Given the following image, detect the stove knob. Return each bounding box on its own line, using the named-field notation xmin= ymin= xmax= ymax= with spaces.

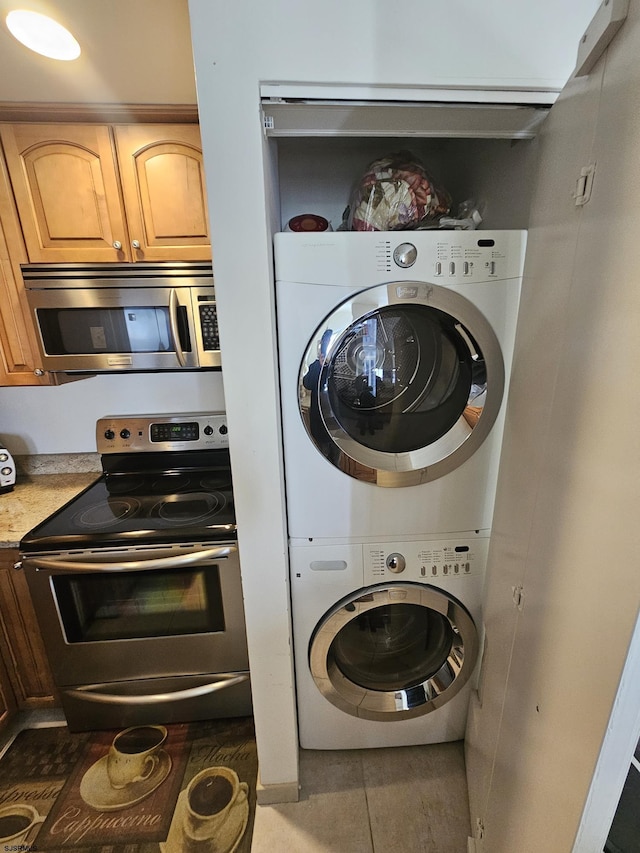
xmin=104 ymin=429 xmax=115 ymax=440
xmin=204 ymin=425 xmax=213 ymax=436
xmin=120 ymin=429 xmax=130 ymax=439
xmin=219 ymin=425 xmax=228 ymax=435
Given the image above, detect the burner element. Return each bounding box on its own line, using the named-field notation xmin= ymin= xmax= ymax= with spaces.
xmin=74 ymin=499 xmax=142 ymax=529
xmin=105 ymin=475 xmax=146 ymax=495
xmin=153 ymin=492 xmax=227 ymax=526
xmin=200 ymin=473 xmax=232 ymax=491
xmin=151 ymin=474 xmax=192 ymax=493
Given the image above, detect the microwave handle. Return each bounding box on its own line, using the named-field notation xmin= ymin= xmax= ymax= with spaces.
xmin=63 ymin=673 xmax=249 ymax=705
xmin=169 ymin=288 xmax=187 ymax=367
xmin=19 ymin=545 xmax=236 ymax=574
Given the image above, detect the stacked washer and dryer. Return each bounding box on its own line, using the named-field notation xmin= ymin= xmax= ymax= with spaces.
xmin=274 ymin=231 xmax=526 ymax=750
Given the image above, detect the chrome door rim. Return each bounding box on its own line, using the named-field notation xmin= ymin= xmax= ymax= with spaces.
xmin=299 ymin=281 xmax=505 ymax=486
xmin=308 ymin=582 xmax=479 ymax=721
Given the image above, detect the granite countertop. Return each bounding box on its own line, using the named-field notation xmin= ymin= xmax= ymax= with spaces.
xmin=0 ymin=454 xmax=101 ymax=548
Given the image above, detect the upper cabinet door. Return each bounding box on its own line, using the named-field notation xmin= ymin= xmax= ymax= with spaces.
xmin=0 ymin=124 xmax=130 ymax=262
xmin=113 ymin=124 xmax=211 ymax=262
xmin=0 ymin=152 xmax=51 ymax=385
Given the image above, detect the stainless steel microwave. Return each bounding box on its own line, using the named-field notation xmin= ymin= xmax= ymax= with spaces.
xmin=23 ymin=262 xmax=221 ymax=374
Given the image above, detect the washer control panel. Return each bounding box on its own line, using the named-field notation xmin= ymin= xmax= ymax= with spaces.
xmin=365 ymin=537 xmax=489 ymax=582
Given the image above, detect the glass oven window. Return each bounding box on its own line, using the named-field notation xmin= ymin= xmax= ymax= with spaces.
xmin=52 ymin=566 xmax=224 ymax=642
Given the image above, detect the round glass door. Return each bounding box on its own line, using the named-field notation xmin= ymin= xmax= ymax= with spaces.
xmin=308 ymin=582 xmax=478 ymax=721
xmin=299 ymin=281 xmax=504 ymax=486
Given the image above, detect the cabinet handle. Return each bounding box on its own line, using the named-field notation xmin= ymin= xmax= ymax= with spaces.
xmin=33 ymin=368 xmax=45 ymax=376
xmin=131 ymin=240 xmax=141 ymax=249
xmin=112 ymin=241 xmax=122 ymax=250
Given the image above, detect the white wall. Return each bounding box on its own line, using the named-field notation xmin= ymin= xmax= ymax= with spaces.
xmin=465 ymin=2 xmax=640 ymax=850
xmin=0 ymin=373 xmax=225 ymax=455
xmin=188 ymin=0 xmax=599 ymax=799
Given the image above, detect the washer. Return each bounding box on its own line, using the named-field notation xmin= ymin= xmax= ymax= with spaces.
xmin=290 ymin=533 xmax=487 ymax=749
xmin=275 ymin=230 xmax=526 ymax=541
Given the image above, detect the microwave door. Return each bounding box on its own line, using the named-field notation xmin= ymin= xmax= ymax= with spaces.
xmin=29 ymin=287 xmax=199 ymax=371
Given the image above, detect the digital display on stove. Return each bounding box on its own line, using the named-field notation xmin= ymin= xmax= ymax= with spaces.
xmin=150 ymin=422 xmax=199 ymax=442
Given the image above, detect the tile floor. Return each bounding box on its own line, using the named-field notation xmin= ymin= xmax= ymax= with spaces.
xmin=0 ymin=710 xmax=471 ymax=853
xmin=251 ymin=741 xmax=471 ymax=853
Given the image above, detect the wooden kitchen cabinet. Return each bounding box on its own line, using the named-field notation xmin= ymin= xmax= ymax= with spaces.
xmin=0 ymin=150 xmax=51 ymax=386
xmin=0 ymin=642 xmax=17 ymax=735
xmin=113 ymin=124 xmax=211 ymax=261
xmin=0 ymin=123 xmax=130 ymax=263
xmin=0 ymin=549 xmax=58 ymax=709
xmin=0 ymin=122 xmax=211 ymax=264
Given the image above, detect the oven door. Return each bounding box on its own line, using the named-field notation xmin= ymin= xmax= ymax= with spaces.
xmin=26 ymin=285 xmax=206 ymax=372
xmin=20 ymin=542 xmax=249 ymax=703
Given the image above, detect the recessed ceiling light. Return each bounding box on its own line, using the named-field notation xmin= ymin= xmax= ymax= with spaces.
xmin=5 ymin=9 xmax=81 ymax=61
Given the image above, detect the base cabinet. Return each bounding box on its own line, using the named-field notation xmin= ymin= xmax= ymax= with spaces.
xmin=0 ymin=641 xmax=17 ymax=735
xmin=0 ymin=549 xmax=58 ymax=709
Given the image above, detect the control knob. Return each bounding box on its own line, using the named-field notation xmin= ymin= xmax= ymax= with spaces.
xmin=386 ymin=553 xmax=406 ymax=574
xmin=393 ymin=243 xmax=417 ymax=268
xmin=104 ymin=429 xmax=115 ymax=440
xmin=120 ymin=429 xmax=130 ymax=439
xmin=204 ymin=425 xmax=213 ymax=436
xmin=219 ymin=425 xmax=228 ymax=435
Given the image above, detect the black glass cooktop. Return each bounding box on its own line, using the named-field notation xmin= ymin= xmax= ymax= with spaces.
xmin=21 ymin=452 xmax=236 ymax=552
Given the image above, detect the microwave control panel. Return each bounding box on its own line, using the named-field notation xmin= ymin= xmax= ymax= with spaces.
xmin=199 ymin=301 xmax=220 ymax=351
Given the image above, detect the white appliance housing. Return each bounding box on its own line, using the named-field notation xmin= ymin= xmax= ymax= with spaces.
xmin=275 ymin=230 xmax=526 ymax=542
xmin=290 ymin=533 xmax=487 ymax=749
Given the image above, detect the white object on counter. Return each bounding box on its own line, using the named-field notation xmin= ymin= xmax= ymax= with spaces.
xmin=0 ymin=446 xmax=15 ymax=493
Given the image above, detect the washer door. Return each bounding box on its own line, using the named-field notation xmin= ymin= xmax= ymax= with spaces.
xmin=299 ymin=281 xmax=504 ymax=486
xmin=308 ymin=582 xmax=478 ymax=721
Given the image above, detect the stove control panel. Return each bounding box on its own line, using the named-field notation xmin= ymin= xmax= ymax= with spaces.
xmin=97 ymin=412 xmax=229 ymax=453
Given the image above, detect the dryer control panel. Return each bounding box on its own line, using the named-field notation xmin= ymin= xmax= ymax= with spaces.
xmin=274 ymin=230 xmax=527 ymax=285
xmin=364 ymin=537 xmax=489 ymax=582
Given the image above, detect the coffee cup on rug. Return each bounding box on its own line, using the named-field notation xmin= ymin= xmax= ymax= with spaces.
xmin=184 ymin=765 xmax=248 ymax=845
xmin=106 ymin=724 xmax=167 ymax=789
xmin=0 ymin=804 xmax=44 ymax=845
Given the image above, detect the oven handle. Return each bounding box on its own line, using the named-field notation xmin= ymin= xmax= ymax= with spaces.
xmin=62 ymin=674 xmax=250 ymax=706
xmin=169 ymin=287 xmax=187 ymax=367
xmin=19 ymin=545 xmax=237 ymax=574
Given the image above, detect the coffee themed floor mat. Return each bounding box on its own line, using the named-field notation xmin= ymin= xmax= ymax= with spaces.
xmin=0 ymin=718 xmax=257 ymax=852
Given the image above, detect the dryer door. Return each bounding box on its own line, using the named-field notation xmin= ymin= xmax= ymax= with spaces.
xmin=299 ymin=281 xmax=504 ymax=486
xmin=308 ymin=582 xmax=479 ymax=721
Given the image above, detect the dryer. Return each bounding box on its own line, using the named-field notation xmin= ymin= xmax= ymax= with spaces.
xmin=290 ymin=534 xmax=487 ymax=749
xmin=275 ymin=230 xmax=526 ymax=541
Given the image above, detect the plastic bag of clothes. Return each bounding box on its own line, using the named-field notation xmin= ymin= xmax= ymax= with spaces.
xmin=342 ymin=150 xmax=451 ymax=231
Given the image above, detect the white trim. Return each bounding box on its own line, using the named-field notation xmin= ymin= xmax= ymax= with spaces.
xmin=260 ymin=82 xmax=560 ymax=106
xmin=256 ymin=773 xmax=300 ymax=805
